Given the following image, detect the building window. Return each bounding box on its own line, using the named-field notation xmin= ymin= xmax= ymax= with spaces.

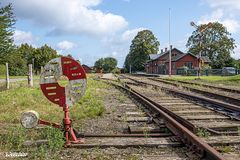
xmin=184 ymin=62 xmax=193 ymax=69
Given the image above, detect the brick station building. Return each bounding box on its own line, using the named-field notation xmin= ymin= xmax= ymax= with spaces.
xmin=82 ymin=64 xmax=93 ymax=73
xmin=145 ymin=47 xmax=210 ymax=75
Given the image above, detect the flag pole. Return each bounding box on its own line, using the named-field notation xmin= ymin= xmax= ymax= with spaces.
xmin=168 ymin=8 xmax=172 ymax=77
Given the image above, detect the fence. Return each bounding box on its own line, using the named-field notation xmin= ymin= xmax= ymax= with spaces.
xmin=0 ymin=63 xmax=34 ymax=90
xmin=176 ymin=68 xmax=240 ymax=76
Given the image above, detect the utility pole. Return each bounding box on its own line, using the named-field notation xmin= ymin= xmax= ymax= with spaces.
xmin=190 ymin=21 xmax=212 ymax=78
xmin=168 ymin=8 xmax=172 ymax=77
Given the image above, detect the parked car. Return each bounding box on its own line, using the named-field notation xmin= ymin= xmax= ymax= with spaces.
xmin=222 ymin=67 xmax=236 ymax=76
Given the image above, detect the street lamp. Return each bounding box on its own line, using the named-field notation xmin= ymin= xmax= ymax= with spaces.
xmin=190 ymin=21 xmax=212 ymax=78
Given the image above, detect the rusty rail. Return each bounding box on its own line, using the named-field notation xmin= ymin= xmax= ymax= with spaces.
xmin=160 ymin=78 xmax=240 ymax=94
xmin=123 ymin=75 xmax=240 ymax=115
xmin=150 ymin=78 xmax=240 ymax=106
xmin=106 ymin=80 xmax=224 ymax=160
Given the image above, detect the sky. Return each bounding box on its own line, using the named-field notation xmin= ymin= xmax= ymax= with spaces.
xmin=2 ymin=0 xmax=240 ymax=67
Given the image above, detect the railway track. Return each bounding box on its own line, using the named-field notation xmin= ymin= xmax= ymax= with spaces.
xmin=121 ymin=75 xmax=240 ymax=119
xmin=113 ymin=75 xmax=240 ymax=160
xmin=148 ymin=77 xmax=240 ymax=106
xmin=72 ymin=78 xmax=206 ymax=159
xmin=158 ymin=78 xmax=240 ymax=94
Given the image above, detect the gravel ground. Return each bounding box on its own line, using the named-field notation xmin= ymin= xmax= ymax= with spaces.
xmin=58 ymin=81 xmax=199 ymax=160
xmin=79 ymin=87 xmax=139 ymax=134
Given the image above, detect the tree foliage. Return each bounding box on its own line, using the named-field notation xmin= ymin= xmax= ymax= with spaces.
xmin=33 ymin=44 xmax=59 ymax=73
xmin=233 ymin=59 xmax=240 ymax=69
xmin=186 ymin=22 xmax=236 ymax=69
xmin=124 ymin=30 xmax=160 ymax=72
xmin=0 ymin=3 xmax=60 ymax=75
xmin=94 ymin=57 xmax=117 ymax=73
xmin=0 ymin=3 xmax=16 ymax=64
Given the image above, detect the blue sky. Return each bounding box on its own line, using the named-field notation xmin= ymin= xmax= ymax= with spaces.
xmin=2 ymin=0 xmax=240 ymax=67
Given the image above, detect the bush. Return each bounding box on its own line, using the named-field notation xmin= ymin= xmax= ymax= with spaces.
xmin=111 ymin=68 xmax=121 ymax=74
xmin=0 ymin=65 xmax=6 ymax=76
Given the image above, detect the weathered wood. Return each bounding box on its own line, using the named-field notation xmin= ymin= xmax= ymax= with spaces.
xmin=192 ymin=120 xmax=240 ymax=129
xmin=6 ymin=63 xmax=9 ymax=89
xmin=142 ymin=155 xmax=186 ymax=160
xmin=203 ymin=136 xmax=240 ymax=146
xmin=128 ymin=125 xmax=168 ymax=133
xmin=126 ymin=112 xmax=145 ymax=116
xmin=126 ymin=117 xmax=150 ymax=122
xmin=158 ymin=100 xmax=187 ymax=103
xmin=174 ymin=110 xmax=214 ymax=115
xmin=182 ymin=114 xmax=228 ymax=120
xmin=40 ymin=66 xmax=44 ymax=74
xmin=119 ymin=104 xmax=136 ymax=107
xmin=70 ymin=137 xmax=182 ymax=148
xmin=28 ymin=64 xmax=33 ymax=87
xmin=165 ymin=105 xmax=206 ymax=110
xmin=160 ymin=102 xmax=193 ymax=105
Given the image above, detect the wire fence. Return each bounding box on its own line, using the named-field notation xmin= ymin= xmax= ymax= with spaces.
xmin=176 ymin=68 xmax=240 ymax=76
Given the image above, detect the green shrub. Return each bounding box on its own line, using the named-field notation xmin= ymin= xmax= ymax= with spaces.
xmin=0 ymin=65 xmax=6 ymax=76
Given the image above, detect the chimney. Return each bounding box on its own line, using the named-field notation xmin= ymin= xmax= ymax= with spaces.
xmin=170 ymin=45 xmax=173 ymax=50
xmin=161 ymin=49 xmax=163 ymax=54
xmin=165 ymin=47 xmax=167 ymax=52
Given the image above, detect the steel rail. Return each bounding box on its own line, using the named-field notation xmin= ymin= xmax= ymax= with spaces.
xmin=149 ymin=78 xmax=240 ymax=106
xmin=123 ymin=76 xmax=240 ymax=114
xmin=106 ymin=80 xmax=224 ymax=160
xmin=160 ymin=78 xmax=240 ymax=94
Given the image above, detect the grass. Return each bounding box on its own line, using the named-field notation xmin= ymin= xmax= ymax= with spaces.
xmin=216 ymin=146 xmax=234 ymax=153
xmin=196 ymin=128 xmax=210 ymax=138
xmin=166 ymin=75 xmax=240 ymax=87
xmin=0 ymin=74 xmax=110 ymax=159
xmin=0 ymin=75 xmax=29 ymax=79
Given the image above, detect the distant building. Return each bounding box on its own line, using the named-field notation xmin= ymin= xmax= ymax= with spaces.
xmin=82 ymin=64 xmax=93 ymax=73
xmin=145 ymin=47 xmax=210 ymax=75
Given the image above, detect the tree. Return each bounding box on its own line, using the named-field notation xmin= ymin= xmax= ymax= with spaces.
xmin=102 ymin=57 xmax=117 ymax=72
xmin=94 ymin=57 xmax=117 ymax=73
xmin=0 ymin=3 xmax=16 ymax=64
xmin=124 ymin=30 xmax=160 ymax=72
xmin=33 ymin=44 xmax=59 ymax=73
xmin=94 ymin=58 xmax=104 ymax=70
xmin=233 ymin=59 xmax=240 ymax=69
xmin=16 ymin=43 xmax=36 ymax=65
xmin=6 ymin=50 xmax=28 ymax=75
xmin=186 ymin=22 xmax=236 ymax=69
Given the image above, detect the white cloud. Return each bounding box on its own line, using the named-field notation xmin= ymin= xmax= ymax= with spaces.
xmin=102 ymin=27 xmax=146 ymax=45
xmin=198 ymin=9 xmax=240 ymax=33
xmin=206 ymin=0 xmax=240 ymax=10
xmin=57 ymin=41 xmax=76 ymax=50
xmin=4 ymin=0 xmax=128 ymax=36
xmin=121 ymin=28 xmax=146 ymax=42
xmin=13 ymin=30 xmax=36 ymax=45
xmin=100 ymin=27 xmax=147 ymax=67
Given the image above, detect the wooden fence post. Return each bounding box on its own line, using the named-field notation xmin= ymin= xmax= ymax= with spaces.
xmin=6 ymin=63 xmax=10 ymax=89
xmin=40 ymin=66 xmax=44 ymax=74
xmin=28 ymin=64 xmax=33 ymax=87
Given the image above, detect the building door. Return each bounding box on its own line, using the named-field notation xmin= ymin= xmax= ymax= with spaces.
xmin=158 ymin=65 xmax=166 ymax=74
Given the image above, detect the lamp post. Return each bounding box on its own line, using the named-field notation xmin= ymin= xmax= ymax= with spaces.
xmin=190 ymin=21 xmax=212 ymax=78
